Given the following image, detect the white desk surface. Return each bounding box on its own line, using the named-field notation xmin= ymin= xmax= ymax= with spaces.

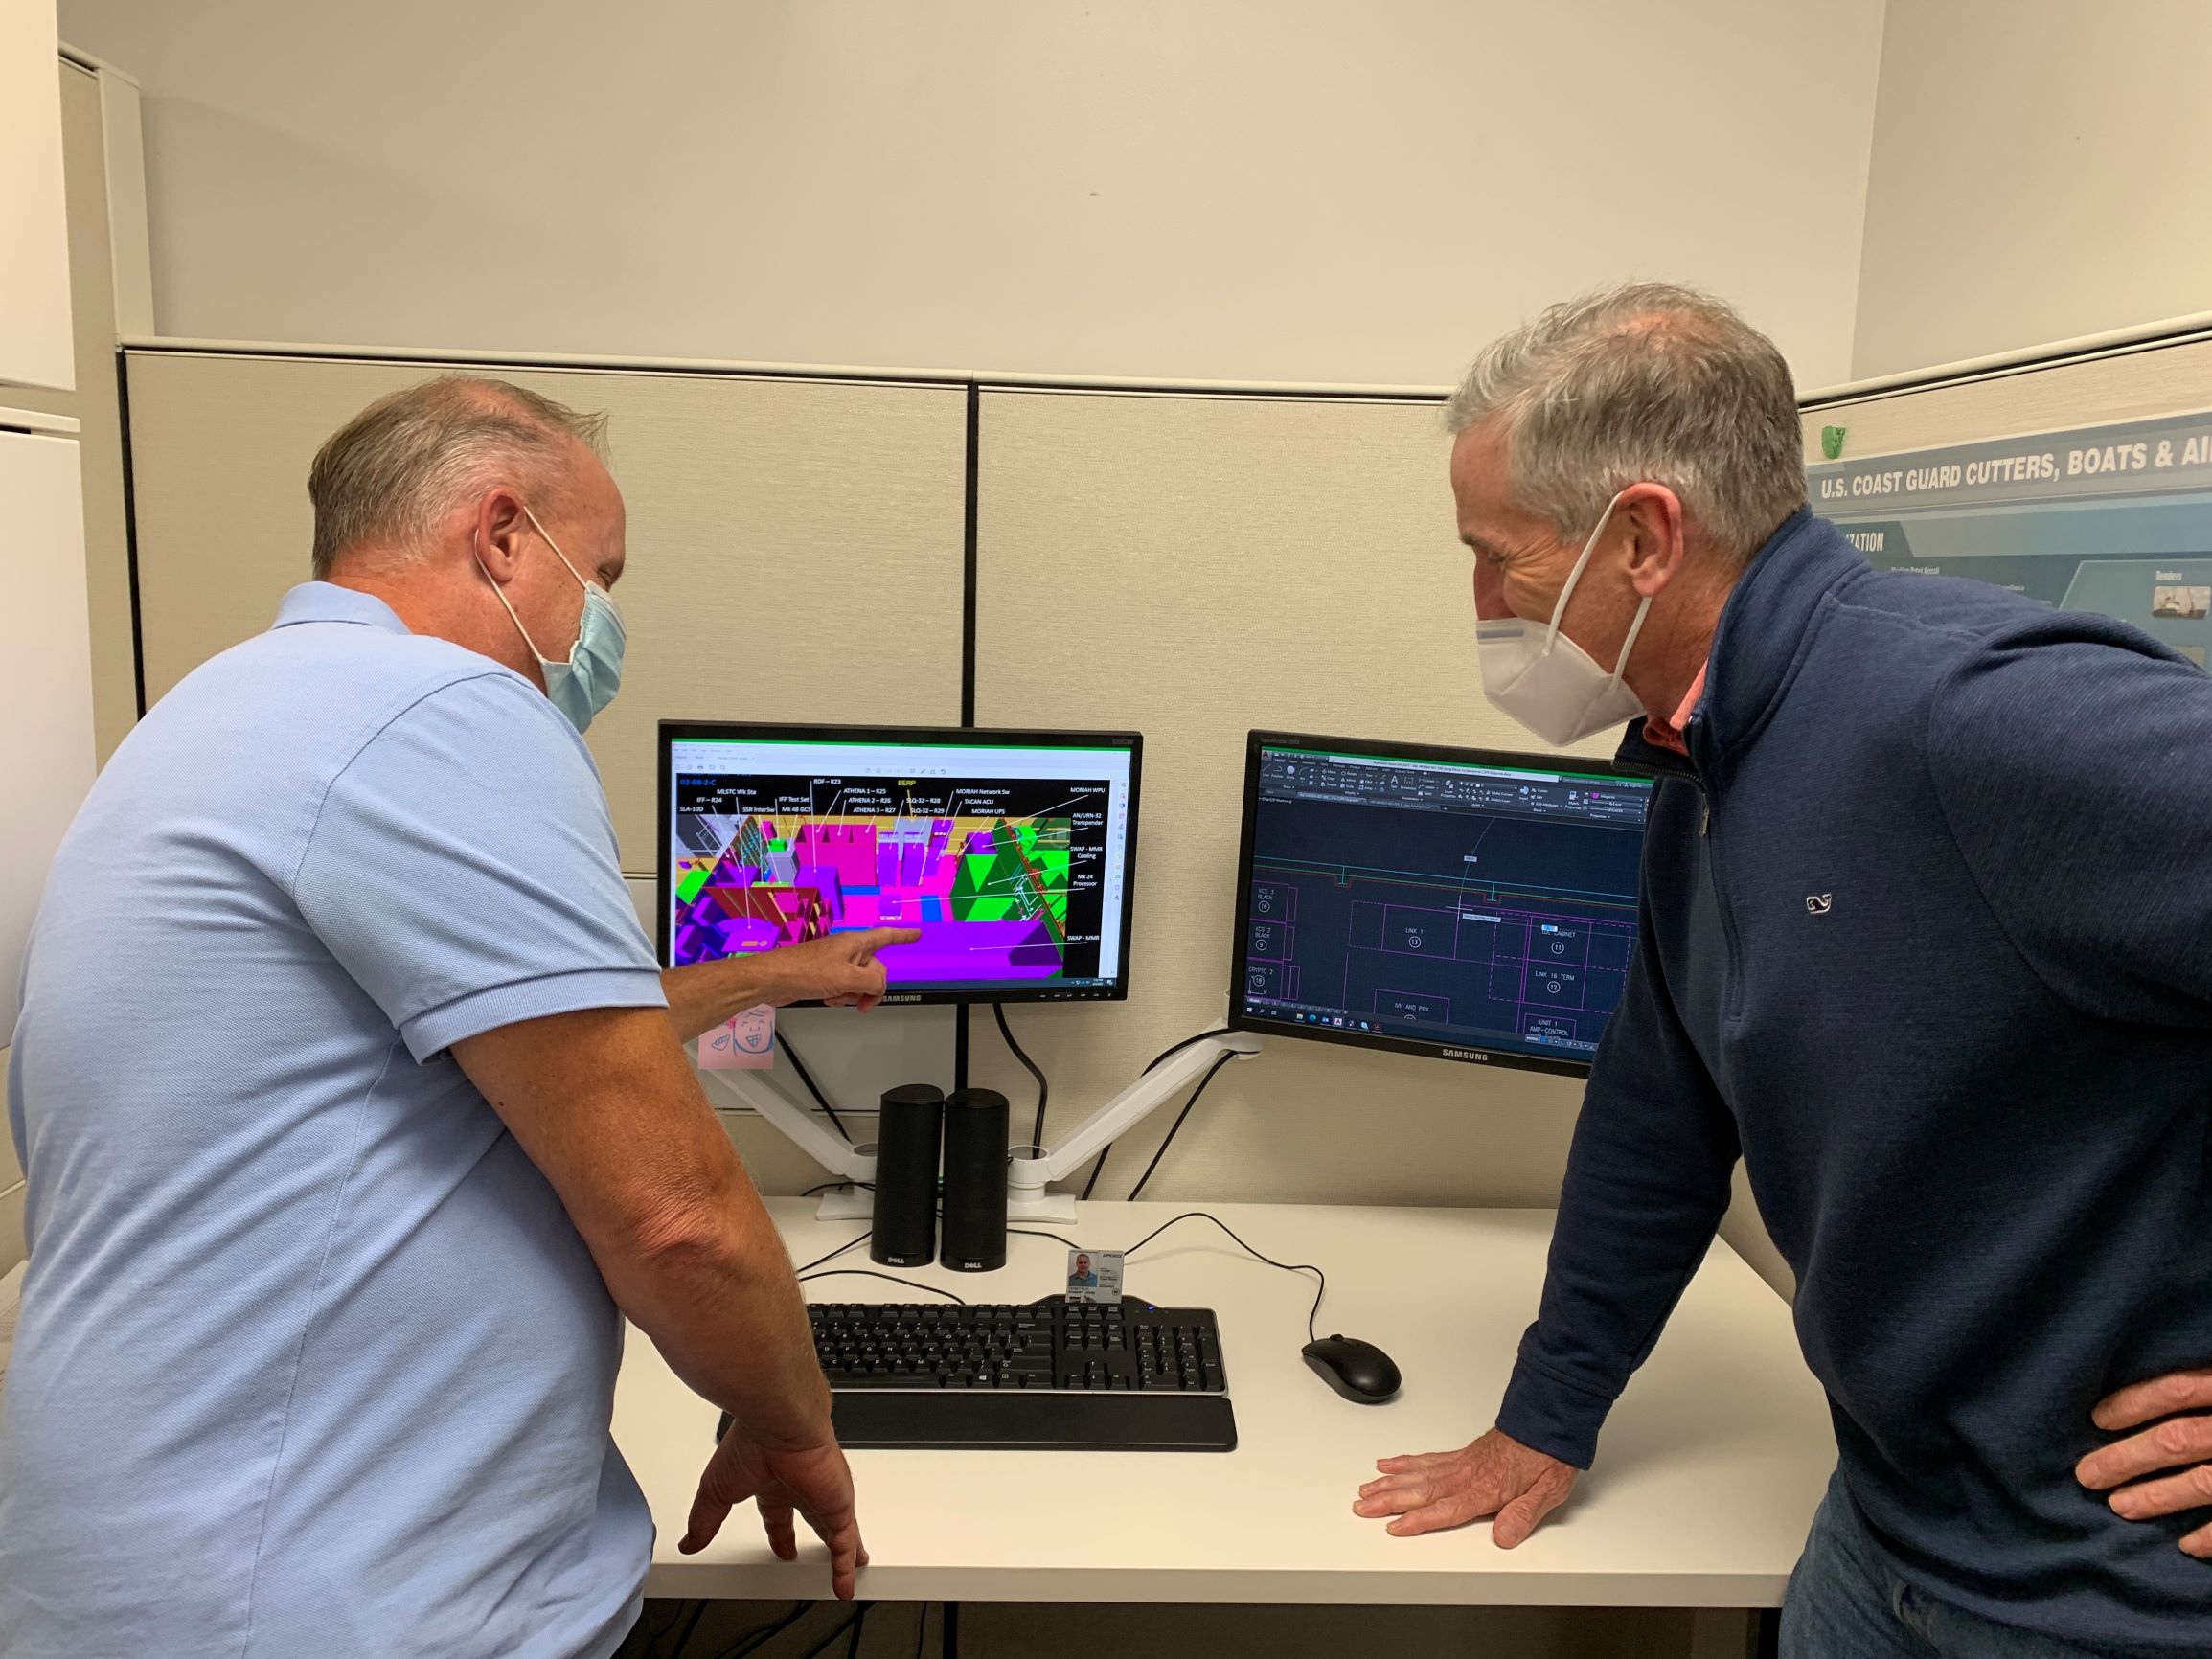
xmin=612 ymin=1198 xmax=1834 ymax=1608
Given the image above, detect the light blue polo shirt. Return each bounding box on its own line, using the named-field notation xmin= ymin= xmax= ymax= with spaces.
xmin=2 ymin=583 xmax=668 ymax=1659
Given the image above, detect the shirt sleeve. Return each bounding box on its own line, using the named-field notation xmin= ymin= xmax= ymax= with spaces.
xmin=1494 ymin=899 xmax=1742 ymax=1468
xmin=1929 ymin=625 xmax=2212 ymax=1028
xmin=290 ymin=670 xmax=665 ymax=1062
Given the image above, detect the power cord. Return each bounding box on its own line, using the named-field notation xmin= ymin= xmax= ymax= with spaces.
xmin=795 ymin=1232 xmax=874 ymax=1275
xmin=1080 ymin=1025 xmax=1233 ymax=1200
xmin=1123 ymin=1050 xmax=1236 ymax=1200
xmin=776 ymin=1032 xmax=849 ymax=1139
xmin=992 ymin=1002 xmax=1049 ymax=1155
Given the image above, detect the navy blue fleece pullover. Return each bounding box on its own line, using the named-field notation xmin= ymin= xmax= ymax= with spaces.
xmin=1495 ymin=509 xmax=2212 ymax=1648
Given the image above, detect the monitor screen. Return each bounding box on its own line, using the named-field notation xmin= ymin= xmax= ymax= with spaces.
xmin=658 ymin=723 xmax=1141 ymax=1004
xmin=1228 ymin=732 xmax=1653 ymax=1076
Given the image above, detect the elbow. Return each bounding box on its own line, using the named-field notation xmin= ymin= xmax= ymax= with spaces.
xmin=616 ymin=1193 xmax=754 ymax=1291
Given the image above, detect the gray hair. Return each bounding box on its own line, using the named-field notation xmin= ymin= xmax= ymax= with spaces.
xmin=308 ymin=375 xmax=610 ymax=579
xmin=1446 ymin=283 xmax=1804 ymax=564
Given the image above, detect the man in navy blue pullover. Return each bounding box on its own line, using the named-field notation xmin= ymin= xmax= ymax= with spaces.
xmin=1352 ymin=284 xmax=2212 ymax=1655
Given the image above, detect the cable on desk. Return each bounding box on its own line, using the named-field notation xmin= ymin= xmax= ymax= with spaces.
xmin=795 ymin=1232 xmax=873 ymax=1275
xmin=912 ymin=1602 xmax=931 ymax=1659
xmin=1123 ymin=1051 xmax=1235 ymax=1201
xmin=843 ymin=1603 xmax=870 ymax=1659
xmin=1011 ymin=1216 xmax=1324 ymax=1340
xmin=1122 ymin=1211 xmax=1328 ymax=1343
xmin=800 ymin=1268 xmax=967 ymax=1304
xmin=776 ymin=1032 xmax=850 ymax=1139
xmin=706 ymin=1602 xmax=807 ymax=1659
xmin=992 ymin=1002 xmax=1049 ymax=1155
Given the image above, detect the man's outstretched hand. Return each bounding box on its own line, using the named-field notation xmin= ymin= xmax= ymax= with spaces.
xmin=764 ymin=927 xmax=921 ymax=1011
xmin=680 ymin=1421 xmax=867 ymax=1599
xmin=1354 ymin=1426 xmax=1578 ymax=1546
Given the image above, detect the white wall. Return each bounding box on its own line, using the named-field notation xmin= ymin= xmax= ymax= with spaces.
xmin=57 ymin=0 xmax=1885 ymax=390
xmin=1853 ymin=0 xmax=2212 ymax=380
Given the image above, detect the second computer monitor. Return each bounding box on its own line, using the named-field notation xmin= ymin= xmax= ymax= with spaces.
xmin=1228 ymin=731 xmax=1653 ymax=1076
xmin=659 ymin=722 xmax=1141 ymax=1004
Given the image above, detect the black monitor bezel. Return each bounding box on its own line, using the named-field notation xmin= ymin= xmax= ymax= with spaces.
xmin=1227 ymin=729 xmax=1649 ymax=1078
xmin=658 ymin=720 xmax=1143 ymax=1007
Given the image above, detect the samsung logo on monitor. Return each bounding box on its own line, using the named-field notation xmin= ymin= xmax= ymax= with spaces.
xmin=1439 ymin=1047 xmax=1494 ymax=1064
xmin=883 ymin=993 xmax=922 ymax=1004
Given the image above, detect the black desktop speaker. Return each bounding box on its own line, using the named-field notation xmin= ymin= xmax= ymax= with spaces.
xmin=870 ymin=1083 xmax=945 ymax=1268
xmin=939 ymin=1087 xmax=1011 ymax=1272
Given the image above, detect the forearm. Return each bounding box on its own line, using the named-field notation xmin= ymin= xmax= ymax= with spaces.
xmin=455 ymin=1006 xmax=831 ymax=1445
xmin=1497 ymin=943 xmax=1739 ymax=1467
xmin=1499 ymin=1084 xmax=1735 ymax=1464
xmin=605 ymin=1171 xmax=833 ymax=1449
xmin=661 ymin=956 xmax=784 ymax=1044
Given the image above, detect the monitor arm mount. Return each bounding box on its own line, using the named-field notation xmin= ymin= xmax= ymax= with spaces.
xmin=703 ymin=1028 xmax=1264 ymax=1222
xmin=1002 ymin=1031 xmax=1262 ymax=1220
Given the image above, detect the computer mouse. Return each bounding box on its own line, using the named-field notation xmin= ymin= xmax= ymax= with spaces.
xmin=1302 ymin=1334 xmax=1402 ymax=1403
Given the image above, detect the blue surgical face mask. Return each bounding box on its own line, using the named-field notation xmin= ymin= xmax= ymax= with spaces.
xmin=477 ymin=506 xmax=626 ymax=733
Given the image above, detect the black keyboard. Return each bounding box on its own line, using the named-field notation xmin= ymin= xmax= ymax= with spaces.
xmin=802 ymin=1299 xmax=1237 ymax=1451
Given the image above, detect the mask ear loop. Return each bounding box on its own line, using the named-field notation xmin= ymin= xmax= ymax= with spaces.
xmin=1541 ymin=489 xmax=1630 ymax=653
xmin=478 ymin=504 xmax=592 ymax=670
xmin=1607 ymin=594 xmax=1653 ymax=690
xmin=476 ymin=545 xmax=550 ymax=665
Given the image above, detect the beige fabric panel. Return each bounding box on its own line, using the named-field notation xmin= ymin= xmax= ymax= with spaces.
xmin=124 ymin=352 xmax=969 ymax=868
xmin=970 ymin=388 xmax=1626 ymax=1208
xmin=1802 ymin=334 xmax=2212 ymax=461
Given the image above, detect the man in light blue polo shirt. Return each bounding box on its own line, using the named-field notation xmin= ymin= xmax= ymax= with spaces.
xmin=1 ymin=377 xmax=911 ymax=1657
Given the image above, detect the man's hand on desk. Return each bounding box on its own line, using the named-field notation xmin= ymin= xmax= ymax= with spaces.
xmin=680 ymin=1421 xmax=868 ymax=1600
xmin=2076 ymin=1364 xmax=2212 ymax=1557
xmin=1353 ymin=1426 xmax=1577 ymax=1547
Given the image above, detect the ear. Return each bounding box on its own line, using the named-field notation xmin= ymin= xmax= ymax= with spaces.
xmin=1614 ymin=482 xmax=1687 ymax=600
xmin=470 ymin=486 xmax=535 ymax=584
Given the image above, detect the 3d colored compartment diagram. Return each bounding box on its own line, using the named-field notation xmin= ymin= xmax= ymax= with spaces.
xmin=673 ymin=814 xmax=1074 ymax=984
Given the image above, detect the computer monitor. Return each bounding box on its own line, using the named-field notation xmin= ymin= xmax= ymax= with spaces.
xmin=658 ymin=722 xmax=1141 ymax=1004
xmin=1227 ymin=731 xmax=1653 ymax=1076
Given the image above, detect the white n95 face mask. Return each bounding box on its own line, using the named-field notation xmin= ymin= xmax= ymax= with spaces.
xmin=1477 ymin=492 xmax=1651 ymax=748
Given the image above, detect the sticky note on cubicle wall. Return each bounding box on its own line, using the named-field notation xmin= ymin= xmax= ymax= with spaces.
xmin=700 ymin=1005 xmax=775 ymax=1069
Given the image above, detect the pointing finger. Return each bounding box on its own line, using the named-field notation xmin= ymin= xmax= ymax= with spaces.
xmin=859 ymin=927 xmax=923 ymax=954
